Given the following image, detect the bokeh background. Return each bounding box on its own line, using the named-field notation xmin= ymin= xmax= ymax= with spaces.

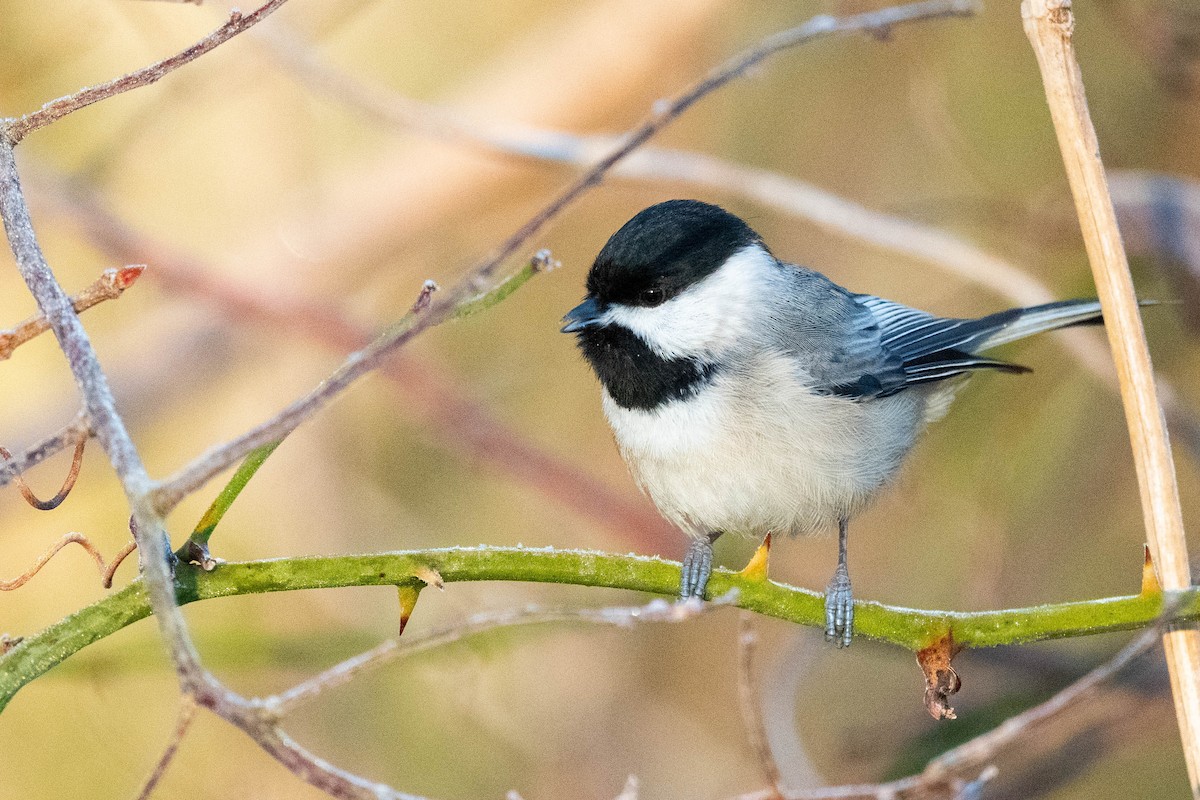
xmin=1 ymin=0 xmax=1199 ymax=797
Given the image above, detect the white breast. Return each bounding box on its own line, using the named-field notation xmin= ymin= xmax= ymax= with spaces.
xmin=603 ymin=352 xmax=926 ymax=538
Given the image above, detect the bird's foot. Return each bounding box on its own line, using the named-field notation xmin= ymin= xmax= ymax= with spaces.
xmin=824 ymin=564 xmax=853 ymax=648
xmin=680 ymin=536 xmax=715 ymax=600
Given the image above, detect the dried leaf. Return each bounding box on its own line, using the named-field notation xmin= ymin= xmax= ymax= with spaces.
xmin=414 ymin=564 xmax=444 ymax=589
xmin=917 ymin=631 xmax=962 ymax=720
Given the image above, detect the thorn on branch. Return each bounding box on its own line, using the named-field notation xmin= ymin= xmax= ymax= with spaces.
xmin=0 ymin=633 xmax=22 ymax=654
xmin=918 ymin=631 xmax=963 ymax=720
xmin=397 ymin=584 xmax=422 ymax=636
xmin=1141 ymin=543 xmax=1162 ymax=596
xmin=0 ymin=433 xmax=87 ymax=510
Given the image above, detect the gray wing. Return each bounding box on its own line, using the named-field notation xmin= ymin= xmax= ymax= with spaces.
xmin=809 ymin=294 xmax=1104 ymax=400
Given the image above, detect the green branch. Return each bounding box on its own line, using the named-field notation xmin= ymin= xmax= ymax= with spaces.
xmin=451 ymin=256 xmax=549 ymax=319
xmin=176 ymin=441 xmax=280 ymax=565
xmin=0 ymin=546 xmax=1190 ymax=713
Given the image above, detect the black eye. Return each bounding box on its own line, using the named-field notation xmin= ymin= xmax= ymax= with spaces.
xmin=639 ymin=287 xmax=666 ymax=306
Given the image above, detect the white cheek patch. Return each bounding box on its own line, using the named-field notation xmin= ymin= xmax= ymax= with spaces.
xmin=602 ymin=244 xmax=774 ymax=360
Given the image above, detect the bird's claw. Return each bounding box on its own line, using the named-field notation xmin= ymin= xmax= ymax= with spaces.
xmin=824 ymin=565 xmax=853 ymax=648
xmin=680 ymin=537 xmax=714 ymax=600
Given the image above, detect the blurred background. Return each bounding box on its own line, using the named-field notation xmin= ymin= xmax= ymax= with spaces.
xmin=1 ymin=0 xmax=1199 ymax=797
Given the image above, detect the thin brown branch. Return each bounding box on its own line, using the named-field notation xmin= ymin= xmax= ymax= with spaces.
xmin=145 ymin=257 xmax=551 ymax=515
xmin=1022 ymin=1 xmax=1200 ymax=793
xmin=736 ymin=613 xmax=785 ymax=797
xmin=0 ymin=265 xmax=143 ymax=360
xmin=147 ymin=0 xmax=978 ymax=514
xmin=171 ymin=597 xmax=733 ymax=800
xmin=245 ymin=723 xmax=431 ymax=800
xmin=134 ymin=697 xmax=198 ymax=800
xmin=0 ymin=531 xmax=136 ymax=591
xmin=102 ymin=541 xmax=139 ymax=588
xmin=0 ymin=415 xmax=90 ymax=492
xmin=0 ymin=1 xmax=291 ymax=144
xmin=0 ymin=431 xmax=86 ymax=510
xmin=269 ymin=596 xmax=732 ymax=717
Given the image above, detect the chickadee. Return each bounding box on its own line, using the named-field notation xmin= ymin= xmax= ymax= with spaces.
xmin=563 ymin=199 xmax=1107 ymax=646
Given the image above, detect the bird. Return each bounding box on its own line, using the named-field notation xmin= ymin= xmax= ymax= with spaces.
xmin=561 ymin=200 xmax=1112 ymax=647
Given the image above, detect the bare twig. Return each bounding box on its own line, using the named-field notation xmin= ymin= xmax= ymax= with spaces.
xmin=0 ymin=531 xmax=136 ymax=591
xmin=101 ymin=541 xmax=138 ymax=588
xmin=148 ymin=0 xmax=978 ymax=514
xmin=0 ymin=265 xmax=143 ymax=360
xmin=1022 ymin=1 xmax=1200 ymax=793
xmin=0 ymin=415 xmax=90 ymax=491
xmin=186 ymin=598 xmax=734 ymax=800
xmin=0 ymin=7 xmax=296 ymax=706
xmin=269 ymin=596 xmax=733 ymax=717
xmin=134 ymin=697 xmax=198 ymax=800
xmin=736 ymin=613 xmax=785 ymax=797
xmin=0 ymin=432 xmax=86 ymax=510
xmin=1 ymin=123 xmax=428 ymax=800
xmin=0 ymin=1 xmax=291 ymax=143
xmin=147 ymin=253 xmax=555 ymax=514
xmin=240 ymin=723 xmax=431 ymax=800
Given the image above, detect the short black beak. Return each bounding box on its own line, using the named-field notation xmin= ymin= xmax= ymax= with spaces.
xmin=561 ymin=296 xmax=604 ymax=333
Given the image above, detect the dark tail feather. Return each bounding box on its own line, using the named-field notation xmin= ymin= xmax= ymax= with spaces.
xmin=972 ymin=299 xmax=1105 ymax=352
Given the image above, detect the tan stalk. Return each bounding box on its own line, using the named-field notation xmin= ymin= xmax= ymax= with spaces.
xmin=1021 ymin=0 xmax=1200 ymax=793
